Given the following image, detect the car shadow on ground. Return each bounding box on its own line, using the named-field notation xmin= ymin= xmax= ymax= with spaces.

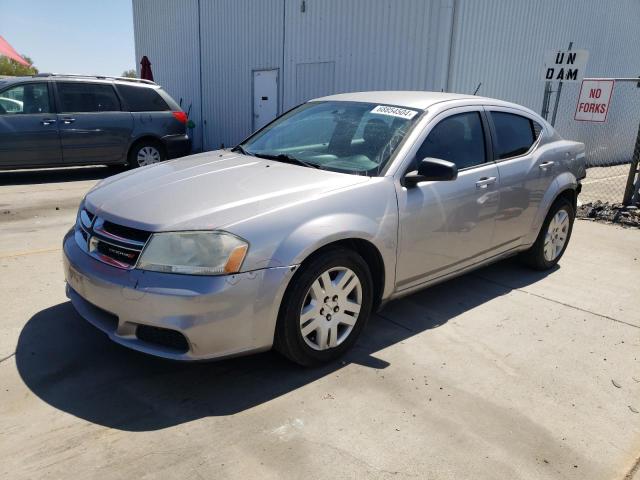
xmin=15 ymin=258 xmax=557 ymax=432
xmin=0 ymin=166 xmax=115 ymax=186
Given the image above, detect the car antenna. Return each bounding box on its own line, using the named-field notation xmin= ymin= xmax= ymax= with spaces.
xmin=473 ymin=82 xmax=482 ymax=95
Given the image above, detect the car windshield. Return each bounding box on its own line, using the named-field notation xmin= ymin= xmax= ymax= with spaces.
xmin=239 ymin=101 xmax=422 ymax=175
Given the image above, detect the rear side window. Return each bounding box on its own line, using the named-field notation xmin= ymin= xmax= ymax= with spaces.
xmin=416 ymin=111 xmax=486 ymax=170
xmin=491 ymin=112 xmax=537 ymax=159
xmin=0 ymin=83 xmax=51 ymax=114
xmin=57 ymin=82 xmax=120 ymax=113
xmin=116 ymin=85 xmax=169 ymax=112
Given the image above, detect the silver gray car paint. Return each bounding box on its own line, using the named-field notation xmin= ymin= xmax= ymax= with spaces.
xmin=65 ymin=91 xmax=585 ymax=360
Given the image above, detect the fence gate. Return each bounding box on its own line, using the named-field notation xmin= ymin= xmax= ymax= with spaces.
xmin=545 ymin=77 xmax=640 ymax=206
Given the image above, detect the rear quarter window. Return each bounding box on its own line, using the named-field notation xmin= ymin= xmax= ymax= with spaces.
xmin=490 ymin=112 xmax=538 ymax=159
xmin=116 ymin=85 xmax=170 ymax=112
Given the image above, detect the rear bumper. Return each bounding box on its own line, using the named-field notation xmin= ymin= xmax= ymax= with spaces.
xmin=62 ymin=230 xmax=294 ymax=361
xmin=162 ymin=133 xmax=191 ymax=159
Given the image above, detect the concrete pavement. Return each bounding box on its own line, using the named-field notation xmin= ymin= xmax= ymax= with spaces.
xmin=0 ymin=167 xmax=639 ymax=480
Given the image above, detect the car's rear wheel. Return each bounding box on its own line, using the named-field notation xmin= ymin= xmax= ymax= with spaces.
xmin=521 ymin=197 xmax=575 ymax=270
xmin=274 ymin=248 xmax=373 ymax=366
xmin=128 ymin=140 xmax=165 ymax=169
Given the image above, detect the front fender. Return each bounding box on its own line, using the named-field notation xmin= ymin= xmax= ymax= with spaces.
xmin=228 ymin=177 xmax=399 ymax=300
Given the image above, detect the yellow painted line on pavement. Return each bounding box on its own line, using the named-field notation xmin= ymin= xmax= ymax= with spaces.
xmin=0 ymin=246 xmax=61 ymax=259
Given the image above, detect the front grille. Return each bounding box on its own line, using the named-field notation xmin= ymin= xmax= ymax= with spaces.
xmin=75 ymin=207 xmax=151 ymax=269
xmin=136 ymin=325 xmax=189 ymax=353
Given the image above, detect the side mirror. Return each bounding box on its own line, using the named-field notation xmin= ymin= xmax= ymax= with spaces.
xmin=404 ymin=157 xmax=458 ymax=187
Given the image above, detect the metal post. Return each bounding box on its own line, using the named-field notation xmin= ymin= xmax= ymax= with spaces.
xmin=550 ymin=41 xmax=573 ymax=127
xmin=622 ymin=123 xmax=640 ymax=205
xmin=541 ymin=81 xmax=552 ymax=120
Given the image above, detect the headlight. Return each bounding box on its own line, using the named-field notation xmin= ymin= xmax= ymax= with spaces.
xmin=137 ymin=231 xmax=248 ymax=275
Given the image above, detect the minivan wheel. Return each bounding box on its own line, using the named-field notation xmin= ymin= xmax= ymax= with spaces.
xmin=274 ymin=248 xmax=373 ymax=367
xmin=521 ymin=197 xmax=575 ymax=270
xmin=128 ymin=141 xmax=165 ymax=168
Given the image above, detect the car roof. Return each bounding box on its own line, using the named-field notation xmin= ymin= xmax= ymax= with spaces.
xmin=312 ymin=90 xmax=519 ymax=111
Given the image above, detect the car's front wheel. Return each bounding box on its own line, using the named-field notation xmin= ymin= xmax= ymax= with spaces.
xmin=522 ymin=196 xmax=575 ymax=270
xmin=275 ymin=248 xmax=373 ymax=366
xmin=128 ymin=140 xmax=165 ymax=169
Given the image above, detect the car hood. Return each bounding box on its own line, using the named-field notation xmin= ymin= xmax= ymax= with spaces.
xmin=85 ymin=150 xmax=370 ymax=231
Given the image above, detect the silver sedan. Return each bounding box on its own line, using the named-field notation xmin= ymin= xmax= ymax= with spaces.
xmin=63 ymin=91 xmax=586 ymax=366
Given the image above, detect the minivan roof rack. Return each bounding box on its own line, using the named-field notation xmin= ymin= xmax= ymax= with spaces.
xmin=32 ymin=73 xmax=157 ymax=85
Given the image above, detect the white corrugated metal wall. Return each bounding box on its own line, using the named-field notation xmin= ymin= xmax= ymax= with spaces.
xmin=199 ymin=0 xmax=284 ymax=150
xmin=281 ymin=0 xmax=453 ymax=110
xmin=448 ymin=0 xmax=640 ymax=166
xmin=132 ymin=0 xmax=203 ymax=151
xmin=132 ymin=0 xmax=640 ymax=161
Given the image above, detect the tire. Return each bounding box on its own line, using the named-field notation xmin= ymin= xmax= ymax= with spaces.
xmin=521 ymin=197 xmax=575 ymax=270
xmin=274 ymin=247 xmax=373 ymax=367
xmin=127 ymin=140 xmax=165 ymax=169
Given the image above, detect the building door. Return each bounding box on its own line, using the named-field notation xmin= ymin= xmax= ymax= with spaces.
xmin=253 ymin=69 xmax=278 ymax=131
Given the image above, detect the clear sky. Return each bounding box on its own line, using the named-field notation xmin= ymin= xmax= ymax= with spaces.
xmin=0 ymin=0 xmax=135 ymax=76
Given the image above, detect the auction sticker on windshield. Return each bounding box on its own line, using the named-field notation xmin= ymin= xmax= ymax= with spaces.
xmin=371 ymin=105 xmax=418 ymax=119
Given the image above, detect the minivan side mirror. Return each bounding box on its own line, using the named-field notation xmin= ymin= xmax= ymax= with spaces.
xmin=404 ymin=158 xmax=458 ymax=187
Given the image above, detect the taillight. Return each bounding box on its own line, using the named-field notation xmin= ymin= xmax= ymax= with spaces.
xmin=172 ymin=111 xmax=188 ymax=124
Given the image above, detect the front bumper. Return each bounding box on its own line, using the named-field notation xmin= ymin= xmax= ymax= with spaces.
xmin=162 ymin=133 xmax=192 ymax=159
xmin=63 ymin=231 xmax=295 ymax=361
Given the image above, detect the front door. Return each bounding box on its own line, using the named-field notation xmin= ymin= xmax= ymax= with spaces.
xmin=395 ymin=108 xmax=500 ymax=291
xmin=253 ymin=69 xmax=279 ymax=131
xmin=0 ymin=82 xmax=62 ymax=168
xmin=55 ymin=82 xmax=132 ymax=165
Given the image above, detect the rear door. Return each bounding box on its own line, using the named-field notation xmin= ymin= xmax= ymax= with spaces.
xmin=54 ymin=81 xmax=133 ymax=164
xmin=0 ymin=82 xmax=62 ymax=168
xmin=486 ymin=108 xmax=549 ymax=248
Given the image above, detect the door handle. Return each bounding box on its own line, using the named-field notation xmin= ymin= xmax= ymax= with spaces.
xmin=539 ymin=161 xmax=555 ymax=170
xmin=41 ymin=119 xmax=56 ymax=126
xmin=61 ymin=117 xmax=76 ymax=124
xmin=475 ymin=176 xmax=497 ymax=189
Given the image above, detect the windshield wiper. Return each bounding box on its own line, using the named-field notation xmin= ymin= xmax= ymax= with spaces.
xmin=231 ymin=145 xmax=253 ymax=156
xmin=252 ymin=153 xmax=322 ymax=169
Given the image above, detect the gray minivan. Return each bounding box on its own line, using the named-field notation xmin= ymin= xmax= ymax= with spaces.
xmin=0 ymin=74 xmax=191 ymax=170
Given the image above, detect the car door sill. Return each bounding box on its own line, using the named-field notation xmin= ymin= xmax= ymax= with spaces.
xmin=391 ymin=245 xmax=522 ymax=300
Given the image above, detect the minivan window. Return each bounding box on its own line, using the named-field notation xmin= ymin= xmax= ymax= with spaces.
xmin=416 ymin=111 xmax=486 ymax=170
xmin=0 ymin=83 xmax=50 ymax=115
xmin=491 ymin=112 xmax=536 ymax=159
xmin=116 ymin=85 xmax=170 ymax=112
xmin=57 ymin=82 xmax=120 ymax=113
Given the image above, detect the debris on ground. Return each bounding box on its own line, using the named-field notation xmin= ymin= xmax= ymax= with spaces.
xmin=577 ymin=201 xmax=640 ymax=228
xmin=612 ymin=379 xmax=622 ymax=388
xmin=629 ymin=406 xmax=639 ymax=414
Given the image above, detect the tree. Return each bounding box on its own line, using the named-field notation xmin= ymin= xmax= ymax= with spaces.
xmin=0 ymin=55 xmax=38 ymax=76
xmin=121 ymin=69 xmax=137 ymax=78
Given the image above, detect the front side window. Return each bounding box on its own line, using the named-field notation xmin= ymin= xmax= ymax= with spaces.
xmin=0 ymin=83 xmax=50 ymax=115
xmin=491 ymin=112 xmax=536 ymax=159
xmin=416 ymin=111 xmax=486 ymax=170
xmin=239 ymin=101 xmax=422 ymax=175
xmin=57 ymin=82 xmax=120 ymax=113
xmin=116 ymin=84 xmax=169 ymax=112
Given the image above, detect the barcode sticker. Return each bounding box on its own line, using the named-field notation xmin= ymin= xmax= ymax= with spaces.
xmin=370 ymin=105 xmax=418 ymax=119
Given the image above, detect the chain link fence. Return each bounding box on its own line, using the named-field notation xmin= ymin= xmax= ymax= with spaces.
xmin=548 ymin=78 xmax=640 ymax=206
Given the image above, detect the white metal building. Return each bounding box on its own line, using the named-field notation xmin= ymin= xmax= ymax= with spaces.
xmin=132 ymin=0 xmax=640 ymax=164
